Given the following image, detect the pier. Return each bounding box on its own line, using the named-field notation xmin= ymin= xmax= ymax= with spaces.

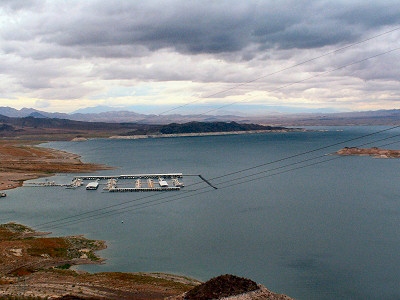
xmin=73 ymin=173 xmax=183 ymax=180
xmin=24 ymin=172 xmax=191 ymax=192
xmin=109 ymin=187 xmax=180 ymax=192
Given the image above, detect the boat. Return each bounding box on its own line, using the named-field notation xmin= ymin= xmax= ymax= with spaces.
xmin=86 ymin=181 xmax=99 ymax=190
xmin=158 ymin=177 xmax=168 ymax=187
xmin=103 ymin=178 xmax=117 ymax=190
xmin=172 ymin=178 xmax=184 ymax=187
xmin=0 ymin=193 xmax=6 ymax=197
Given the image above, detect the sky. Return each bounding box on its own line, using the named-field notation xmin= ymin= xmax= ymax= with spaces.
xmin=0 ymin=0 xmax=400 ymax=114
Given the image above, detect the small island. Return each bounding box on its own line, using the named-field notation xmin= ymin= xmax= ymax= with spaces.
xmin=336 ymin=147 xmax=400 ymax=158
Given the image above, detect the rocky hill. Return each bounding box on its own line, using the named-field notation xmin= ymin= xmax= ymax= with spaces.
xmin=0 ymin=115 xmax=289 ymax=139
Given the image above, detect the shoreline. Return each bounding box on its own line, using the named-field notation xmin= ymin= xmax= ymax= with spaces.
xmin=336 ymin=147 xmax=400 ymax=158
xmin=0 ymin=222 xmax=200 ymax=299
xmin=0 ymin=129 xmax=308 ymax=190
xmin=110 ymin=128 xmax=308 ymax=139
xmin=0 ymin=140 xmax=112 ymax=191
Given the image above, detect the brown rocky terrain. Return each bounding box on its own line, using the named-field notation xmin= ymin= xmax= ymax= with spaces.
xmin=336 ymin=147 xmax=400 ymax=158
xmin=0 ymin=140 xmax=111 ymax=191
xmin=169 ymin=275 xmax=292 ymax=300
xmin=0 ymin=223 xmax=200 ymax=299
xmin=0 ymin=223 xmax=293 ymax=299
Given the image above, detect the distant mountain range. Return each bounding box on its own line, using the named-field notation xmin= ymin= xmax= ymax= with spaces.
xmin=0 ymin=106 xmax=246 ymax=124
xmin=1 ymin=106 xmax=400 ymax=125
xmin=0 ymin=113 xmax=287 ymax=139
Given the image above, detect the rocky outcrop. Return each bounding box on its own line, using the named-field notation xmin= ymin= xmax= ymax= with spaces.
xmin=169 ymin=275 xmax=292 ymax=300
xmin=336 ymin=147 xmax=400 ymax=158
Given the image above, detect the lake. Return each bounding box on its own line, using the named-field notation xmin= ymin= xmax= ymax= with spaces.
xmin=2 ymin=126 xmax=400 ymax=299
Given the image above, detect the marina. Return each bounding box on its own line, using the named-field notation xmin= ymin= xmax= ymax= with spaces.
xmin=25 ymin=173 xmax=186 ymax=192
xmin=73 ymin=173 xmax=183 ymax=180
xmin=109 ymin=187 xmax=181 ymax=192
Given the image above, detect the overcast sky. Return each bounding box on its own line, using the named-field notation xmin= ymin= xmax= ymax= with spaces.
xmin=1 ymin=0 xmax=400 ymax=113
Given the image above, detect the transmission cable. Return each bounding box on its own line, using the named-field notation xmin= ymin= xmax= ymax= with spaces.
xmin=32 ymin=124 xmax=400 ymax=229
xmin=188 ymin=47 xmax=400 ymax=117
xmin=139 ymin=26 xmax=400 ymax=120
xmin=61 ymin=44 xmax=400 ymax=159
xmin=38 ymin=132 xmax=400 ymax=230
xmin=45 ymin=136 xmax=400 ymax=231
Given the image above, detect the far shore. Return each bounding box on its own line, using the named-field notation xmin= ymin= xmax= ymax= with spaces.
xmin=109 ymin=128 xmax=308 ymax=139
xmin=0 ymin=129 xmax=308 ymax=191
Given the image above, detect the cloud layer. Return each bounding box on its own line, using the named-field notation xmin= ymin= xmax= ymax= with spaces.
xmin=1 ymin=0 xmax=400 ymax=112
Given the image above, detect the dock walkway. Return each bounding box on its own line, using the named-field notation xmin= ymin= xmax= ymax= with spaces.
xmin=109 ymin=187 xmax=180 ymax=192
xmin=74 ymin=173 xmax=183 ymax=180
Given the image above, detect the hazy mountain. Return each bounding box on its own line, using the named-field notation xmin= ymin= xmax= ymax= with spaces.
xmin=0 ymin=107 xmax=34 ymax=117
xmin=72 ymin=106 xmax=126 ymax=114
xmin=28 ymin=112 xmax=48 ymax=118
xmin=70 ymin=111 xmax=146 ymax=122
xmin=1 ymin=106 xmax=400 ymax=125
xmin=0 ymin=107 xmax=70 ymax=119
xmin=255 ymin=109 xmax=400 ymax=126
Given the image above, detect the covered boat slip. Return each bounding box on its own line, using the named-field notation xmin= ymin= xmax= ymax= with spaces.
xmin=77 ymin=173 xmax=186 ymax=192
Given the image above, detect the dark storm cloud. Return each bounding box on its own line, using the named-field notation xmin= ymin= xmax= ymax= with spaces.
xmin=1 ymin=0 xmax=399 ymax=109
xmin=3 ymin=0 xmax=400 ymax=59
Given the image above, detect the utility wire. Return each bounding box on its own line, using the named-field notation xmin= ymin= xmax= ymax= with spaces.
xmin=60 ymin=45 xmax=400 ymax=158
xmin=38 ymin=132 xmax=400 ymax=230
xmin=45 ymin=136 xmax=400 ymax=231
xmin=192 ymin=47 xmax=400 ymax=117
xmin=28 ymin=37 xmax=400 ymax=229
xmin=33 ymin=124 xmax=400 ymax=230
xmin=48 ymin=32 xmax=400 ymax=157
xmin=140 ymin=26 xmax=400 ymax=120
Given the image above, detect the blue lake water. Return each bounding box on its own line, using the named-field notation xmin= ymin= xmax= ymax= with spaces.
xmin=2 ymin=126 xmax=400 ymax=299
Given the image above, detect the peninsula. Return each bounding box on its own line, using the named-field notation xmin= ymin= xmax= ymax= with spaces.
xmin=336 ymin=147 xmax=400 ymax=158
xmin=0 ymin=223 xmax=292 ymax=299
xmin=0 ymin=223 xmax=200 ymax=299
xmin=0 ymin=140 xmax=111 ymax=191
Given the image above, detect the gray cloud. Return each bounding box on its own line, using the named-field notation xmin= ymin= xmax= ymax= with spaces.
xmin=0 ymin=0 xmax=400 ymax=111
xmin=0 ymin=0 xmax=42 ymax=11
xmin=2 ymin=0 xmax=400 ymax=59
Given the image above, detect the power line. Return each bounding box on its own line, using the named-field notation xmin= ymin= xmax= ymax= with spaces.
xmin=57 ymin=45 xmax=400 ymax=159
xmin=33 ymin=125 xmax=400 ymax=230
xmin=140 ymin=26 xmax=400 ymax=120
xmin=44 ymin=44 xmax=400 ymax=180
xmin=48 ymin=35 xmax=400 ymax=159
xmin=191 ymin=47 xmax=400 ymax=117
xmin=37 ymin=131 xmax=400 ymax=230
xmin=45 ymin=136 xmax=400 ymax=231
xmin=26 ymin=32 xmax=400 ymax=229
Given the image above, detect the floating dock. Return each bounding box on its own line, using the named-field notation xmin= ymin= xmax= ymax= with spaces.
xmin=73 ymin=173 xmax=183 ymax=180
xmin=26 ymin=173 xmax=188 ymax=192
xmin=109 ymin=187 xmax=180 ymax=192
xmin=25 ymin=181 xmax=68 ymax=187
